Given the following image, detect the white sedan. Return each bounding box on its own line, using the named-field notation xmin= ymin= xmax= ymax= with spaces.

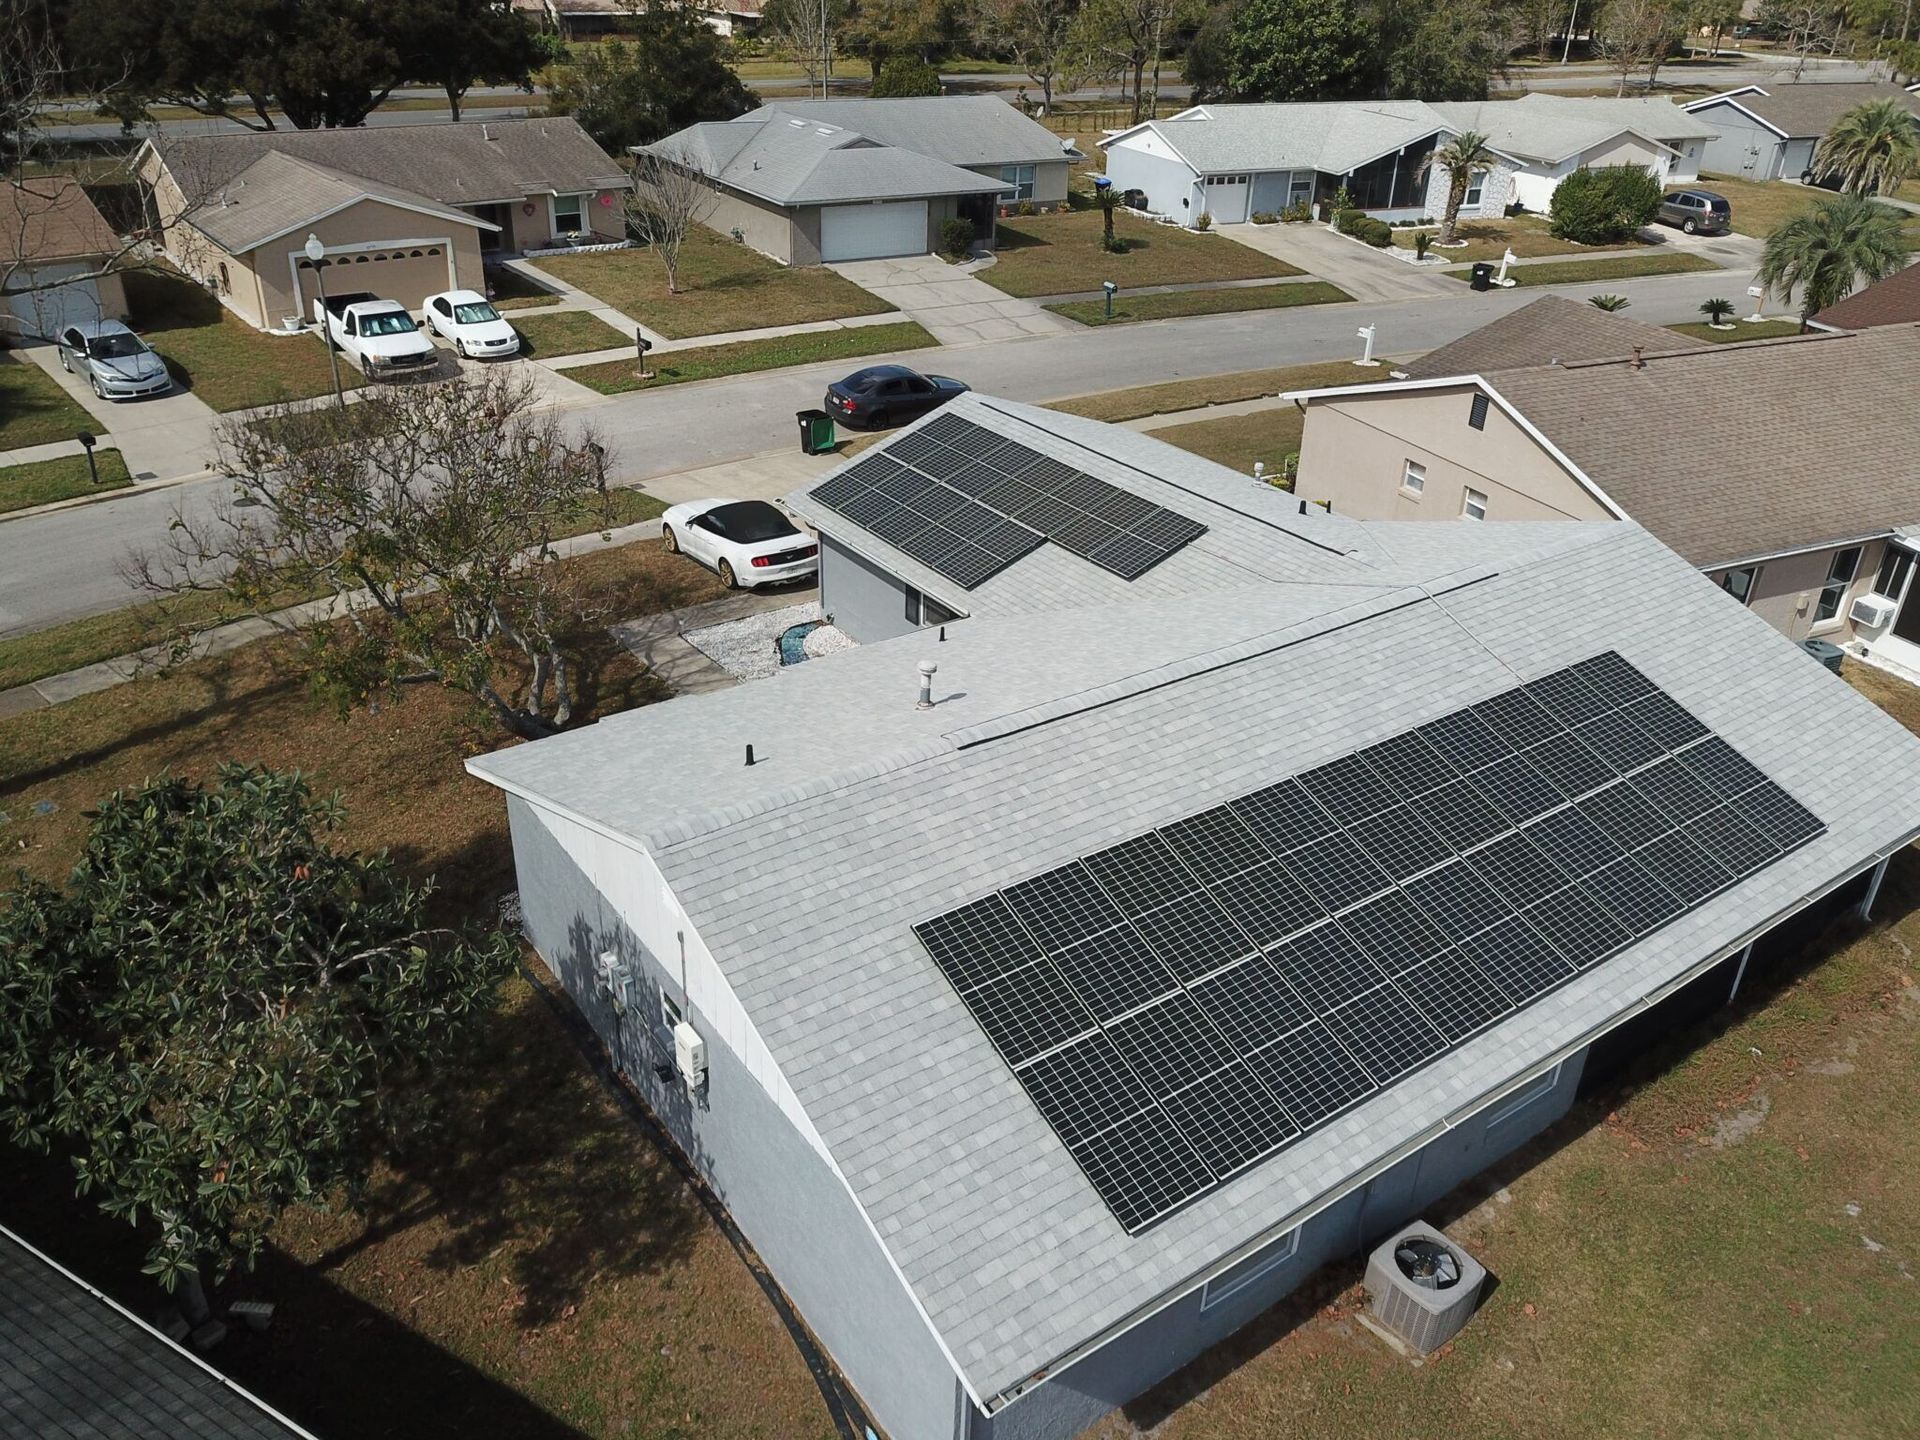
xmin=421 ymin=289 xmax=521 ymax=359
xmin=661 ymin=499 xmax=819 ymax=589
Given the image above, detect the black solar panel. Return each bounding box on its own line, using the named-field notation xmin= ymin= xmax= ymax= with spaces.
xmin=805 ymin=448 xmax=1044 ymax=590
xmin=914 ymin=652 xmax=1825 ymax=1232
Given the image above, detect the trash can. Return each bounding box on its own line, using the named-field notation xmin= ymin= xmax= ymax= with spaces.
xmin=1469 ymin=262 xmax=1495 ymax=293
xmin=1802 ymin=637 xmax=1845 ymax=674
xmin=796 ymin=409 xmax=836 ymax=456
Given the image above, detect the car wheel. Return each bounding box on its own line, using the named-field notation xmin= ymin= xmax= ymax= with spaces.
xmin=718 ymin=559 xmax=737 ymax=589
xmin=661 ymin=524 xmax=679 ymax=554
xmin=1682 ymin=218 xmax=1698 ymax=234
xmin=58 ymin=350 xmax=71 ymax=372
xmin=89 ymin=375 xmax=105 ymax=399
xmin=869 ymin=409 xmax=891 ymax=430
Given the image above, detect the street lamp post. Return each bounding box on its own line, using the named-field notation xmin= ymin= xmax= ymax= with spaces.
xmin=305 ymin=233 xmax=345 ymax=409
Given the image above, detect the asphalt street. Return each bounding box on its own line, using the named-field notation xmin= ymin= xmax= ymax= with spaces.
xmin=0 ymin=266 xmax=1761 ymax=639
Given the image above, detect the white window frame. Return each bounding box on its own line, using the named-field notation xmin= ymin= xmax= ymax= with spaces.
xmin=1813 ymin=545 xmax=1862 ymax=625
xmin=1464 ymin=169 xmax=1487 ymax=207
xmin=1401 ymin=458 xmax=1426 ymax=496
xmin=1484 ymin=1063 xmax=1562 ymax=1128
xmin=1462 ymin=487 xmax=1488 ymax=521
xmin=1000 ymin=164 xmax=1037 ymax=201
xmin=1199 ymin=1227 xmax=1301 ymax=1311
xmin=550 ymin=191 xmax=588 ymax=235
xmin=1719 ymin=565 xmax=1759 ymax=606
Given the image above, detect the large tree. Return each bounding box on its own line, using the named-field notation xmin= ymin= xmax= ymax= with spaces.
xmin=1594 ymin=0 xmax=1685 ymax=94
xmin=1758 ymin=191 xmax=1911 ymax=322
xmin=970 ymin=0 xmax=1081 ymax=111
xmin=543 ymin=10 xmax=754 ymax=154
xmin=0 ymin=766 xmax=514 ymax=1299
xmin=1374 ymin=0 xmax=1511 ymax=99
xmin=1222 ymin=0 xmax=1370 ymax=101
xmin=376 ymin=0 xmax=545 ymax=122
xmin=1069 ymin=0 xmax=1190 ymax=122
xmin=1813 ymin=96 xmax=1920 ymax=194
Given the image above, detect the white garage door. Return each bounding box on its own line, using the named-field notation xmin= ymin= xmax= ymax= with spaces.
xmin=820 ymin=201 xmax=929 ymax=262
xmin=3 ymin=263 xmax=104 ymax=342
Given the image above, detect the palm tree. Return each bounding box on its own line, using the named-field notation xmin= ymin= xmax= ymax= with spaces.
xmin=1812 ymin=98 xmax=1920 ymax=196
xmin=1758 ymin=193 xmax=1911 ymax=326
xmin=1416 ymin=131 xmax=1496 ymax=247
xmin=1588 ymin=294 xmax=1631 ymax=312
xmin=1699 ymin=297 xmax=1735 ymax=327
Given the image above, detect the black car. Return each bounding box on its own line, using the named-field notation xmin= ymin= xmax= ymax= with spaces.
xmin=823 ymin=365 xmax=969 ymax=429
xmin=1800 ymin=167 xmax=1845 ymax=192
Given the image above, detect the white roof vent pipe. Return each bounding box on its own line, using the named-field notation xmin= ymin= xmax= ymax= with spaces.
xmin=916 ymin=660 xmax=938 ymax=710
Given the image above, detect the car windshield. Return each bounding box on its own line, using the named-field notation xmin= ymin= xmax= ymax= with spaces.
xmin=709 ymin=501 xmax=798 ymax=543
xmin=87 ymin=333 xmax=146 ymax=358
xmin=453 ymin=301 xmax=500 ymax=324
xmin=360 ymin=312 xmax=419 ymax=336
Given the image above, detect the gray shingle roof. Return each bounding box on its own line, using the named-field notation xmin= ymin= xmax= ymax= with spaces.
xmin=0 ymin=1227 xmax=317 ymax=1439
xmin=183 ymin=151 xmax=492 ymax=255
xmin=743 ymin=97 xmax=1069 ymax=168
xmin=644 ymin=113 xmax=1010 ymax=206
xmin=1486 ymin=325 xmax=1919 ymax=566
xmin=1432 ymin=94 xmax=1716 ymax=163
xmin=1401 ymin=295 xmax=1703 ymax=380
xmin=469 ymin=401 xmax=1920 ymax=1408
xmin=1688 ymin=81 xmax=1920 ymax=139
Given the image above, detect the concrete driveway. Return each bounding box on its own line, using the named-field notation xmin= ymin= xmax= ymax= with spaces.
xmin=827 ymin=255 xmax=1075 ymax=344
xmin=1218 ymin=221 xmax=1460 ymax=303
xmin=19 ymin=343 xmax=222 ymax=481
xmin=1642 ymin=222 xmax=1764 ymax=274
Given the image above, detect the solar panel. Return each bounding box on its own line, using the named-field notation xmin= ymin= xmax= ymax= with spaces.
xmin=914 ymin=652 xmax=1825 ymax=1232
xmin=805 ymin=453 xmax=1042 ymax=590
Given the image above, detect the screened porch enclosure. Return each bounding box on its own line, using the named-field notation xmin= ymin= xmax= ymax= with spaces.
xmin=1335 ymin=135 xmax=1438 ymax=212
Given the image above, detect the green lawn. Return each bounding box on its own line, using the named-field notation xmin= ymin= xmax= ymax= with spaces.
xmin=1690 ymin=174 xmax=1920 ymax=243
xmin=1049 ymin=359 xmax=1406 ymax=423
xmin=1048 ymin=281 xmax=1351 ymax=326
xmin=0 ymin=447 xmax=131 ymax=515
xmin=1392 ymin=214 xmax=1653 ymax=264
xmin=123 ymin=268 xmax=365 ymax=413
xmin=534 ymin=231 xmax=896 ymax=339
xmin=484 ymin=265 xmax=563 ymax=312
xmin=1451 ymin=252 xmax=1719 ymax=286
xmin=1667 ymin=318 xmax=1805 ymax=344
xmin=509 ymin=310 xmax=630 ymax=358
xmin=566 ymin=321 xmax=935 ymax=395
xmin=0 ymin=355 xmax=95 ymax=449
xmin=979 ymin=209 xmax=1303 ymax=298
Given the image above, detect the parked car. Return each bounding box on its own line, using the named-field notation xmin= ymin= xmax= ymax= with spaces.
xmin=422 ymin=289 xmax=521 ymax=359
xmin=660 ymin=499 xmax=819 ymax=590
xmin=1655 ymin=189 xmax=1732 ymax=235
xmin=1799 ymin=168 xmax=1845 ymax=192
xmin=823 ymin=365 xmax=969 ymax=429
xmin=312 ymin=292 xmax=440 ymax=378
xmin=55 ymin=319 xmax=171 ymax=400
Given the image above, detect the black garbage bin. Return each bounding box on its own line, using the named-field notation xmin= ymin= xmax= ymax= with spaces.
xmin=796 ymin=408 xmax=836 ymax=456
xmin=1469 ymin=262 xmax=1495 ymax=292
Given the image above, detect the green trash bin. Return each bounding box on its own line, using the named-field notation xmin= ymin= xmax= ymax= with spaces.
xmin=797 ymin=409 xmax=836 ymax=456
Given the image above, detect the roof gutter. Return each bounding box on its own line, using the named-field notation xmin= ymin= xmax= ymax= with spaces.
xmin=983 ymin=830 xmax=1915 ymax=1416
xmin=1703 ymin=527 xmax=1904 ymax=572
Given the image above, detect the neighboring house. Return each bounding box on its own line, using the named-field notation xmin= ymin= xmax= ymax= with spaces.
xmin=1 ymin=1224 xmax=322 ymax=1439
xmin=511 ymin=0 xmax=764 ymax=37
xmin=139 ymin=119 xmax=628 ymax=330
xmin=1684 ymin=81 xmax=1920 ymax=182
xmin=0 ymin=176 xmax=129 ymax=341
xmin=639 ymin=104 xmax=1026 ymax=265
xmin=1101 ymin=94 xmax=1710 ymax=226
xmin=1398 ymin=293 xmax=1700 ymax=379
xmin=469 ymin=389 xmax=1920 ymax=1440
xmin=1809 ymin=261 xmax=1920 ymax=332
xmin=1288 ymin=301 xmax=1920 ymax=655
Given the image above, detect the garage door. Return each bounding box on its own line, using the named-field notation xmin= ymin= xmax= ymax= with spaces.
xmin=3 ymin=263 xmax=103 ymax=342
xmin=820 ymin=201 xmax=929 ymax=262
xmin=292 ymin=245 xmax=456 ymax=319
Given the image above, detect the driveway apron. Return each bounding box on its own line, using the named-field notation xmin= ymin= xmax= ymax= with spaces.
xmin=1217 ymin=222 xmax=1461 ymax=303
xmin=827 ymin=255 xmax=1076 ymax=344
xmin=19 ymin=343 xmax=222 ymax=481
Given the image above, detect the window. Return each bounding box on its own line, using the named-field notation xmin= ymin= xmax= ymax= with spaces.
xmin=1401 ymin=459 xmax=1426 ymax=496
xmin=1464 ymin=169 xmax=1487 ymax=207
xmin=1000 ymin=164 xmax=1037 ymax=201
xmin=1288 ymin=172 xmax=1313 ymax=206
xmin=1814 ymin=546 xmax=1862 ymax=623
xmin=1199 ymin=1227 xmax=1301 ymax=1311
xmin=1719 ymin=565 xmax=1759 ymax=606
xmin=552 ymin=192 xmax=586 ymax=233
xmin=660 ymin=989 xmax=683 ymax=1033
xmin=924 ymin=595 xmax=959 ymax=626
xmin=1468 ymin=392 xmax=1491 ymax=430
xmin=1874 ymin=546 xmax=1913 ymax=602
xmin=904 ymin=586 xmax=923 ymax=625
xmin=1462 ymin=488 xmax=1488 ymax=521
xmin=1484 ymin=1063 xmax=1562 ymax=1128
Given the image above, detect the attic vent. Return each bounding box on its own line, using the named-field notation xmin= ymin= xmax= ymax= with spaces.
xmin=816 ymin=127 xmax=834 ymax=135
xmin=788 ymin=118 xmax=805 ymax=128
xmin=1468 ymin=392 xmax=1490 ymax=430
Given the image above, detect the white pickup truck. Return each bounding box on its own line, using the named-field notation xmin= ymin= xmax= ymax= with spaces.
xmin=312 ymin=292 xmax=441 ymax=378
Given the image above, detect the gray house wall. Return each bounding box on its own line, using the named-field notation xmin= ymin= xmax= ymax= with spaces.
xmin=1692 ymin=101 xmax=1786 ymax=180
xmin=1101 ymin=142 xmax=1201 ymax=219
xmin=820 ymin=534 xmax=928 ymax=643
xmin=504 ymin=796 xmax=967 ymax=1440
xmin=966 ymin=158 xmax=1071 ymax=207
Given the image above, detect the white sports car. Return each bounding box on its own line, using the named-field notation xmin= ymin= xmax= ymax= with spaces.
xmin=661 ymin=499 xmax=819 ymax=589
xmin=421 ymin=289 xmax=521 ymax=359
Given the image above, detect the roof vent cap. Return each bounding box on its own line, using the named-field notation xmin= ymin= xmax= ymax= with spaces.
xmin=916 ymin=660 xmax=939 ymax=710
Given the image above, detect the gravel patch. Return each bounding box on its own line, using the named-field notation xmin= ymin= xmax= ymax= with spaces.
xmin=683 ymin=601 xmax=824 ymax=681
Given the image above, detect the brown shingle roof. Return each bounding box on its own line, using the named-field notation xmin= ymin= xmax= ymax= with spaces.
xmin=1708 ymin=81 xmax=1920 ymax=139
xmin=0 ymin=176 xmax=120 ymax=265
xmin=1488 ymin=326 xmax=1919 ymax=567
xmin=1401 ymin=295 xmax=1701 ymax=380
xmin=1810 ymin=261 xmax=1920 ymax=331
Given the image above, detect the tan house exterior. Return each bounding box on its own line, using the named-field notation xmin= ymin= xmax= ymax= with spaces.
xmin=1290 ymin=306 xmax=1920 ymax=653
xmin=0 ymin=176 xmax=129 ymax=341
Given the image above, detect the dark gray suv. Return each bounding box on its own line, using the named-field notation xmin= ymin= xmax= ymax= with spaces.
xmin=1656 ymin=189 xmax=1732 ymax=235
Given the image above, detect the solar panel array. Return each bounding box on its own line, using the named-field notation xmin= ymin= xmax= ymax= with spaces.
xmin=808 ymin=411 xmax=1208 ymax=589
xmin=912 ymin=652 xmax=1825 ymax=1232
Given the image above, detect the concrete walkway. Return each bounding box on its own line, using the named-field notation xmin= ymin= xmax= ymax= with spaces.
xmin=1217 ymin=222 xmax=1460 ymax=303
xmin=827 ymin=255 xmax=1075 ymax=344
xmin=17 ymin=343 xmax=221 ymax=482
xmin=1025 ymin=273 xmax=1336 ymax=306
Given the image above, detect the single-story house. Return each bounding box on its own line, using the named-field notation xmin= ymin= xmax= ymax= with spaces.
xmin=1101 ymin=94 xmax=1711 ymax=227
xmin=139 ymin=118 xmax=628 ymax=330
xmin=1809 ymin=260 xmax=1920 ymax=332
xmin=1288 ymin=298 xmax=1920 ymax=658
xmin=1684 ymin=81 xmax=1920 ymax=182
xmin=468 ymin=389 xmax=1920 ymax=1440
xmin=0 ymin=176 xmax=129 ymax=342
xmin=3 ymin=1223 xmax=322 ymax=1438
xmin=642 ymin=97 xmax=1071 ymax=264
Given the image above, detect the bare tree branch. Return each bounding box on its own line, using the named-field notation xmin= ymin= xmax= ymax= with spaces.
xmin=627 ymin=144 xmax=716 ymax=295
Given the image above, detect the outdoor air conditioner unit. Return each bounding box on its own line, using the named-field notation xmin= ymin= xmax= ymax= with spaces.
xmin=1850 ymin=593 xmax=1899 ymax=632
xmin=1364 ymin=1222 xmax=1486 ymax=1354
xmin=673 ymin=1021 xmax=708 ymax=1092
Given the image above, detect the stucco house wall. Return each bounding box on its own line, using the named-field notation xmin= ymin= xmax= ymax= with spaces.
xmin=505 ymin=187 xmax=627 ymax=251
xmin=966 ymin=158 xmax=1070 ymax=208
xmin=1101 ymin=131 xmax=1203 ymax=220
xmin=258 ymin=198 xmax=485 ymax=330
xmin=700 ymin=186 xmax=807 ymax=265
xmin=1691 ymin=101 xmax=1786 ymax=179
xmin=820 ymin=534 xmax=928 ymax=642
xmin=1714 ymin=539 xmax=1891 ymax=644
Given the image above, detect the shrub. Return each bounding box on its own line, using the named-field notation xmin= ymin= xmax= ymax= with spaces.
xmin=1101 ymin=234 xmax=1130 ymax=254
xmin=1017 ymin=199 xmax=1037 ymax=217
xmin=1279 ymin=200 xmax=1312 ymax=222
xmin=1334 ymin=207 xmax=1366 ymax=236
xmin=1193 ymin=210 xmax=1213 ymax=231
xmin=1700 ymin=296 xmax=1736 ymax=325
xmin=1414 ymin=232 xmax=1433 ymax=260
xmin=871 ymin=55 xmax=941 ymax=97
xmin=1251 ymin=210 xmax=1279 ymax=224
xmin=1549 ymin=164 xmax=1663 ymax=245
xmin=1588 ymin=293 xmax=1631 ymax=311
xmin=939 ymin=216 xmax=976 ymax=257
xmin=1358 ymin=217 xmax=1392 ymax=247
